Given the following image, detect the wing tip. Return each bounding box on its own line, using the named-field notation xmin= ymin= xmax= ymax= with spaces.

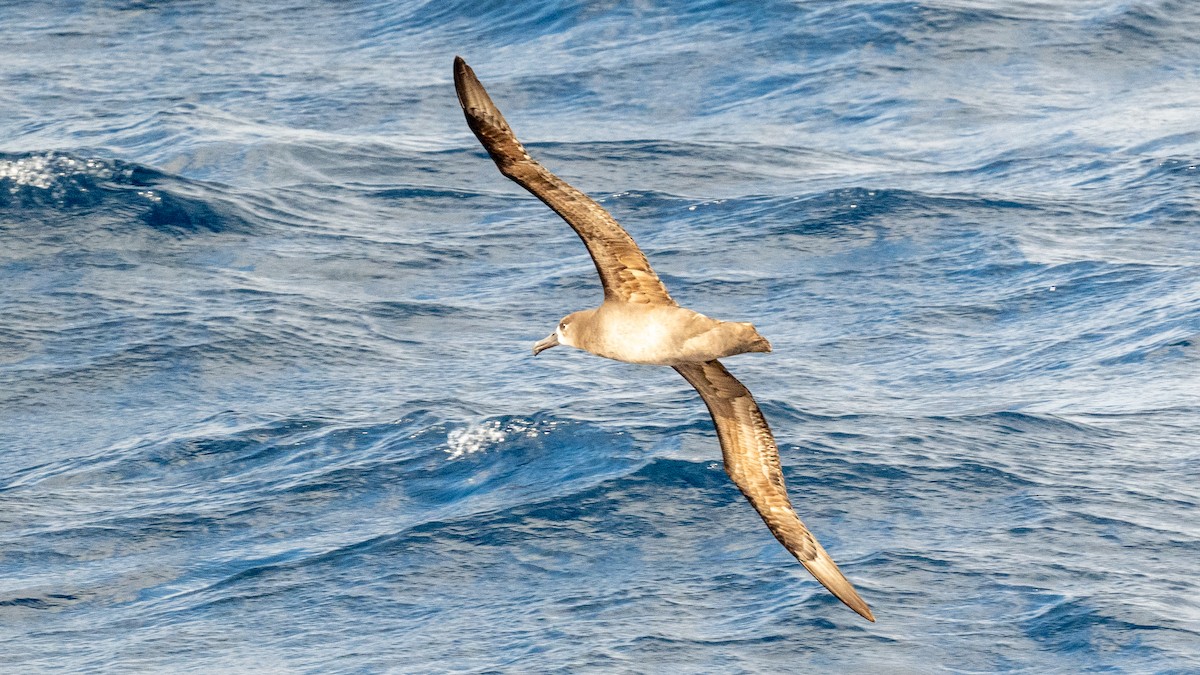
xmin=800 ymin=552 xmax=876 ymax=622
xmin=452 ymin=55 xmax=476 ymax=111
xmin=452 ymin=56 xmax=513 ymax=138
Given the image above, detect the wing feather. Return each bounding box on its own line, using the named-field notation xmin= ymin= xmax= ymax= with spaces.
xmin=674 ymin=360 xmax=875 ymax=622
xmin=453 ymin=56 xmax=674 ymax=306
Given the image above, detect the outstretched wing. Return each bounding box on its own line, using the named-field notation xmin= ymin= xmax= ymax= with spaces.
xmin=674 ymin=360 xmax=875 ymax=622
xmin=453 ymin=56 xmax=675 ymax=306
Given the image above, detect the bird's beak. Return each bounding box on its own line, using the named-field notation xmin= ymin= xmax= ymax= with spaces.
xmin=532 ymin=333 xmax=559 ymax=356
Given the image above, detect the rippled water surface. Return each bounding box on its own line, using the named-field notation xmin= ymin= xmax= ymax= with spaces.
xmin=2 ymin=1 xmax=1199 ymax=672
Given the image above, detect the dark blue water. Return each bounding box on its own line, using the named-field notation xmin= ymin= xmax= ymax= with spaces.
xmin=3 ymin=1 xmax=1199 ymax=672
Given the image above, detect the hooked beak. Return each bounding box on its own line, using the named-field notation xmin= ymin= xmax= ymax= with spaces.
xmin=532 ymin=333 xmax=559 ymax=356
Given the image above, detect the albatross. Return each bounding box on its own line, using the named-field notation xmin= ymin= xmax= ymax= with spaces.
xmin=454 ymin=56 xmax=874 ymax=622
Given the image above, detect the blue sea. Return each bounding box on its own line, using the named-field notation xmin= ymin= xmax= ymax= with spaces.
xmin=2 ymin=1 xmax=1198 ymax=672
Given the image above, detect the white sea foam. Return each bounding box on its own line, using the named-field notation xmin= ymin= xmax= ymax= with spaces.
xmin=444 ymin=419 xmax=549 ymax=460
xmin=0 ymin=153 xmax=115 ymax=191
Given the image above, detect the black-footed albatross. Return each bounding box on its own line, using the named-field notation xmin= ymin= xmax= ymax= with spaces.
xmin=453 ymin=56 xmax=874 ymax=622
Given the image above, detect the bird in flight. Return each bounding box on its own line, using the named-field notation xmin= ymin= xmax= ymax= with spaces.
xmin=453 ymin=56 xmax=874 ymax=622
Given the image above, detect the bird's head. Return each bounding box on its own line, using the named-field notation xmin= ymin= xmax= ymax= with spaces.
xmin=532 ymin=310 xmax=588 ymax=355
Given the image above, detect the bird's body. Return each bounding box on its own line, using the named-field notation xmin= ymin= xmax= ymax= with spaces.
xmin=454 ymin=56 xmax=875 ymax=623
xmin=552 ymin=302 xmax=772 ymax=365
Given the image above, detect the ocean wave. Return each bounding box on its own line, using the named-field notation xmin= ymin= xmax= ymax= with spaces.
xmin=0 ymin=151 xmax=249 ymax=234
xmin=4 ymin=0 xmax=1200 ymax=671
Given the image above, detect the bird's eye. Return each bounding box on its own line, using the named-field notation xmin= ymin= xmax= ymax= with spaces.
xmin=559 ymin=321 xmax=568 ymax=331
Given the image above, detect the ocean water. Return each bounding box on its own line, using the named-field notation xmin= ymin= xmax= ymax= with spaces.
xmin=2 ymin=0 xmax=1199 ymax=672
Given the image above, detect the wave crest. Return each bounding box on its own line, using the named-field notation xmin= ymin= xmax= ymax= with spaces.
xmin=0 ymin=151 xmax=246 ymax=234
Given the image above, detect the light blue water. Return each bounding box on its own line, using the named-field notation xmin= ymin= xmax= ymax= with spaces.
xmin=2 ymin=1 xmax=1199 ymax=672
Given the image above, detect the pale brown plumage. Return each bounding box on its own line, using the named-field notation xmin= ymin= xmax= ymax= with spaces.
xmin=454 ymin=56 xmax=874 ymax=622
xmin=454 ymin=56 xmax=674 ymax=306
xmin=674 ymin=361 xmax=874 ymax=621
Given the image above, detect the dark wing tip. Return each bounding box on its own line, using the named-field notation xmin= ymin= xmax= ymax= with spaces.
xmin=452 ymin=55 xmax=476 ymax=111
xmin=452 ymin=56 xmax=513 ymax=138
xmin=800 ymin=550 xmax=876 ymax=622
xmin=452 ymin=56 xmax=496 ymax=116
